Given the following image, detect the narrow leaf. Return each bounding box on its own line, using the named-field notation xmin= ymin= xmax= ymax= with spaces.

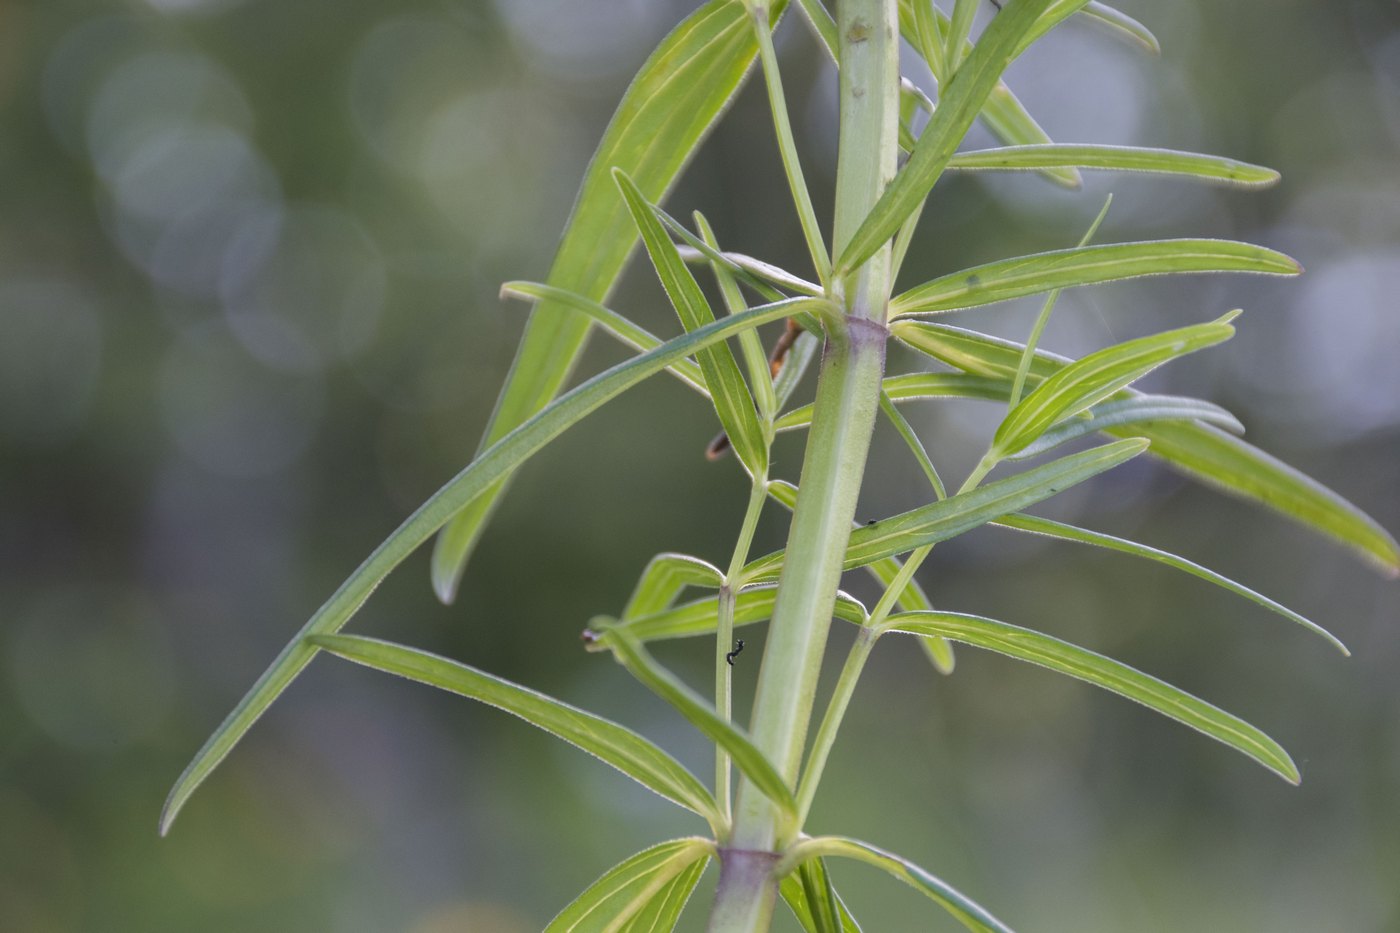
xmin=1081 ymin=2 xmax=1159 ymax=54
xmin=945 ymin=0 xmax=980 ymax=73
xmin=616 ymin=169 xmax=768 ymax=475
xmin=695 ymin=212 xmax=779 ymax=421
xmin=430 ymin=0 xmax=788 ymax=604
xmin=775 ymin=373 xmax=1009 ymax=432
xmin=160 ymin=297 xmax=810 ymax=835
xmin=622 ymin=553 xmax=724 ymax=622
xmin=893 ymin=321 xmax=1400 ymax=576
xmin=502 ymin=283 xmax=707 ymax=395
xmin=947 ymin=144 xmax=1279 ymax=187
xmin=786 ymin=836 xmax=1013 ymax=933
xmin=1014 ymin=0 xmax=1095 ymax=56
xmin=308 ymin=635 xmax=721 ymax=825
xmin=591 ymin=586 xmax=868 ymax=647
xmin=837 ymin=0 xmax=1059 ymax=273
xmin=992 ymin=312 xmax=1237 ymax=458
xmin=780 ymin=865 xmax=866 ymax=933
xmin=880 ymin=611 xmax=1300 ymax=782
xmin=546 ymin=838 xmax=713 ymax=933
xmin=891 ymin=240 xmax=1300 ymax=317
xmin=1007 ymin=395 xmax=1242 ymax=460
xmin=605 ymin=630 xmax=798 ymax=819
xmin=618 ymin=853 xmax=709 ymax=933
xmin=743 ymin=439 xmax=1149 ymax=581
xmin=992 ymin=513 xmax=1348 ymax=653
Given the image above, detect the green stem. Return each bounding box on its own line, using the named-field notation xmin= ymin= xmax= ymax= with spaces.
xmin=717 ymin=475 xmax=772 ymax=832
xmin=707 ymin=0 xmax=898 ymax=927
xmin=751 ymin=6 xmax=833 ymax=287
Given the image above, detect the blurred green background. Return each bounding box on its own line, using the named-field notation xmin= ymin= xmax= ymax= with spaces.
xmin=2 ymin=0 xmax=1398 ymax=929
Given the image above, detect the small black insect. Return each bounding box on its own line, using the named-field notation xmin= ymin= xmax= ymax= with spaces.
xmin=726 ymin=639 xmax=746 ymax=666
xmin=866 ymin=519 xmax=877 ymax=526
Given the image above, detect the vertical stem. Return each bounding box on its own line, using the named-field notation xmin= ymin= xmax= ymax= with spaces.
xmin=707 ymin=0 xmax=898 ymax=927
xmin=717 ymin=475 xmax=771 ymax=832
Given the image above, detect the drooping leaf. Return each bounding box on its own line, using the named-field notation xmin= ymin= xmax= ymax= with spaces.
xmin=881 ymin=611 xmax=1300 ymax=781
xmin=621 ymin=553 xmax=725 ymax=622
xmin=991 ymin=513 xmax=1348 ymax=653
xmin=947 ymin=144 xmax=1278 ymax=187
xmin=430 ymin=0 xmax=788 ymax=605
xmin=159 ymin=298 xmax=811 ymax=836
xmin=1006 ymin=395 xmax=1242 ymax=460
xmin=786 ymin=836 xmax=1014 ymax=933
xmin=501 ymin=283 xmax=707 ymax=395
xmin=837 ymin=0 xmax=1059 ymax=273
xmin=991 ymin=312 xmax=1237 ymax=458
xmin=545 ymin=837 xmax=713 ymax=933
xmin=1014 ymin=0 xmax=1096 ymax=57
xmin=891 ymin=240 xmax=1299 ymax=316
xmin=604 ymin=630 xmax=798 ymax=820
xmin=617 ymin=170 xmax=769 ymax=475
xmin=743 ymin=439 xmax=1149 ymax=581
xmin=309 ymin=636 xmax=721 ymax=826
xmin=893 ymin=321 xmax=1400 ymax=576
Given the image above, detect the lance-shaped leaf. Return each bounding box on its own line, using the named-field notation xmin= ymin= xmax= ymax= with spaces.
xmin=879 ymin=611 xmax=1300 ymax=782
xmin=899 ymin=0 xmax=1081 ymax=189
xmin=892 ymin=321 xmax=1400 ymax=576
xmin=590 ymin=586 xmax=869 ymax=647
xmin=891 ymin=240 xmax=1300 ymax=317
xmin=784 ymin=836 xmax=1014 ymax=933
xmin=307 ymin=635 xmax=721 ymax=826
xmin=617 ymin=170 xmax=768 ymax=475
xmin=695 ymin=212 xmax=778 ymax=422
xmin=1081 ymin=2 xmax=1159 ymax=53
xmin=621 ymin=553 xmax=724 ymax=622
xmin=1015 ymin=0 xmax=1095 ymax=56
xmin=947 ymin=144 xmax=1278 ymax=187
xmin=159 ymin=297 xmax=811 ymax=836
xmin=1007 ymin=395 xmax=1242 ymax=460
xmin=431 ymin=0 xmax=788 ymax=605
xmin=781 ymin=855 xmax=864 ymax=933
xmin=991 ymin=312 xmax=1237 ymax=458
xmin=991 ymin=513 xmax=1348 ymax=653
xmin=605 ymin=630 xmax=797 ymax=819
xmin=618 ymin=853 xmax=709 ymax=932
xmin=502 ymin=283 xmax=706 ymax=395
xmin=743 ymin=439 xmax=1148 ymax=581
xmin=546 ymin=837 xmax=713 ymax=933
xmin=837 ymin=0 xmax=1059 ymax=273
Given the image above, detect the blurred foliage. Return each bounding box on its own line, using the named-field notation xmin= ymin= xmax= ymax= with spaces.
xmin=1 ymin=0 xmax=1397 ymax=929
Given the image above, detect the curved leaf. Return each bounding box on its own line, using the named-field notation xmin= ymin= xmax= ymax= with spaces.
xmin=307 ymin=635 xmax=721 ymax=825
xmin=1007 ymin=395 xmax=1242 ymax=460
xmin=159 ymin=297 xmax=810 ymax=836
xmin=775 ymin=374 xmax=1009 ymax=432
xmin=893 ymin=321 xmax=1400 ymax=576
xmin=605 ymin=630 xmax=798 ymax=820
xmin=1081 ymin=2 xmax=1159 ymax=53
xmin=992 ymin=513 xmax=1348 ymax=653
xmin=892 ymin=240 xmax=1300 ymax=316
xmin=546 ymin=838 xmax=713 ymax=933
xmin=948 ymin=144 xmax=1278 ymax=186
xmin=991 ymin=312 xmax=1237 ymax=458
xmin=591 ymin=586 xmax=869 ymax=647
xmin=881 ymin=611 xmax=1299 ymax=782
xmin=621 ymin=552 xmax=724 ymax=622
xmin=619 ymin=853 xmax=709 ymax=932
xmin=431 ymin=0 xmax=788 ymax=605
xmin=785 ymin=836 xmax=1013 ymax=933
xmin=780 ymin=855 xmax=864 ymax=933
xmin=744 ymin=439 xmax=1148 ymax=581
